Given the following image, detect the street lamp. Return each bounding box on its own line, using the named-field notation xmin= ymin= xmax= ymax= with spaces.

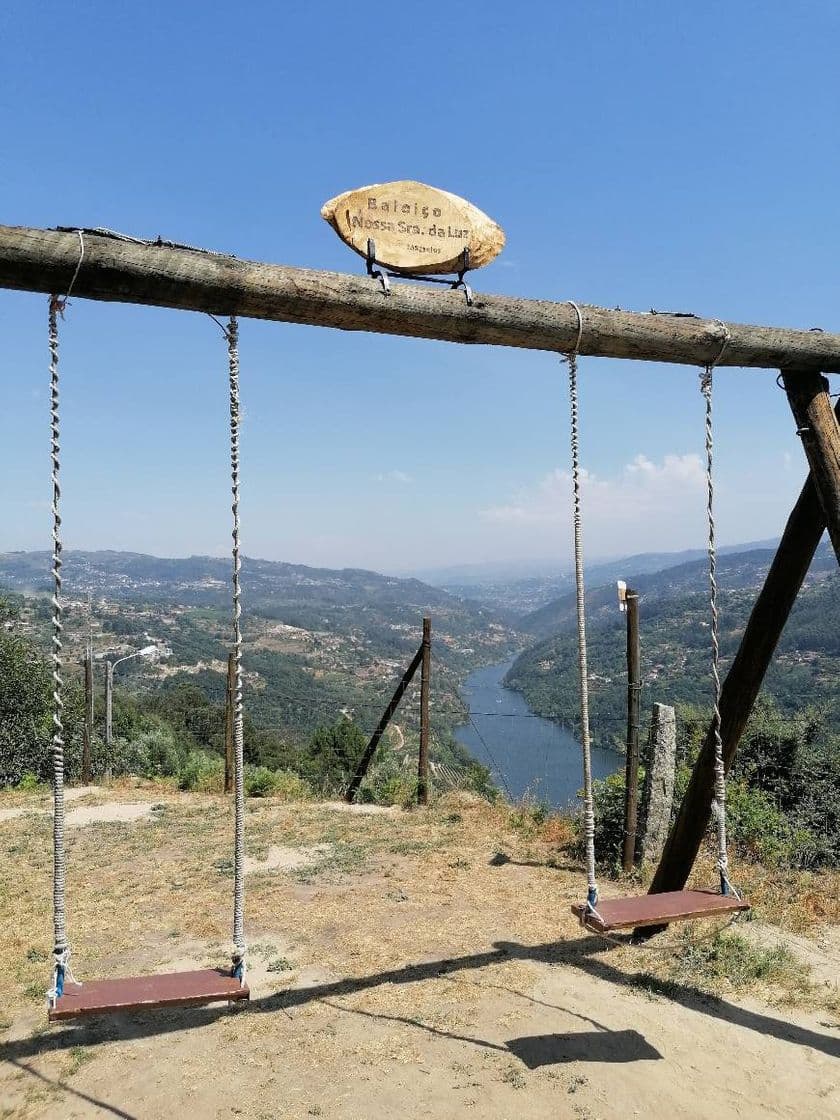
xmin=104 ymin=645 xmax=160 ymax=780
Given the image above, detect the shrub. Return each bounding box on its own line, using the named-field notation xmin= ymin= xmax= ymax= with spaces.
xmin=586 ymin=771 xmax=631 ymax=874
xmin=269 ymin=769 xmax=313 ymax=802
xmin=244 ymin=766 xmax=279 ymax=798
xmin=371 ymin=774 xmax=416 ymax=808
xmin=725 ymin=779 xmax=803 ymax=866
xmin=178 ymin=751 xmax=222 ymax=792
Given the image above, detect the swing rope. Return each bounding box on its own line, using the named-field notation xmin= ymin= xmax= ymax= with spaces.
xmin=226 ymin=315 xmax=247 ymax=981
xmin=699 ymin=352 xmax=738 ymax=898
xmin=47 ymin=294 xmax=70 ymax=1004
xmin=564 ymin=303 xmax=600 ymax=920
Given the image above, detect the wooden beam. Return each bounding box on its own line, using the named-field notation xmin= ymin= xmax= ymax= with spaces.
xmin=2 ymin=225 xmax=840 ymax=369
xmin=647 ymin=402 xmax=838 ymax=905
xmin=782 ymin=369 xmax=840 ymax=563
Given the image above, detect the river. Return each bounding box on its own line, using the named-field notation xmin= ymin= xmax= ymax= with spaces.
xmin=454 ymin=657 xmax=622 ymax=807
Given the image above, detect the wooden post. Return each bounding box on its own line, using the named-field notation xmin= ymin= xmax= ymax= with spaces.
xmin=104 ymin=660 xmax=113 ymax=783
xmin=346 ymin=644 xmax=424 ymax=803
xmin=4 ymin=226 xmax=840 ymax=371
xmin=781 ymin=369 xmax=840 ymax=563
xmin=224 ymin=652 xmax=235 ymax=795
xmin=82 ymin=645 xmax=93 ymax=784
xmin=622 ymin=591 xmax=641 ymax=872
xmin=647 ymin=401 xmax=839 ymax=904
xmin=417 ymin=616 xmax=431 ymax=806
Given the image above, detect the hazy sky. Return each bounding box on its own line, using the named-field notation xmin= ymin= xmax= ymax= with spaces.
xmin=2 ymin=1 xmax=838 ymax=574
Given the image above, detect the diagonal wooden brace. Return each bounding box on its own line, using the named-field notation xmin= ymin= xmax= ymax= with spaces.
xmin=646 ymin=397 xmax=838 ymax=912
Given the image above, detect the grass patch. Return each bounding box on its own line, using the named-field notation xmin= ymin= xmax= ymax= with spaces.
xmin=65 ymin=1046 xmax=94 ymax=1077
xmin=293 ymin=841 xmax=367 ymax=882
xmin=654 ymin=929 xmax=814 ymax=1004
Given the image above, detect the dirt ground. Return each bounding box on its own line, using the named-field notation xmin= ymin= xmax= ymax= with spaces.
xmin=0 ymin=785 xmax=838 ymax=1119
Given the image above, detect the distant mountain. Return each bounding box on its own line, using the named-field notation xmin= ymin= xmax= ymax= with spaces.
xmin=0 ymin=549 xmax=500 ymax=639
xmin=519 ymin=541 xmax=836 ymax=641
xmin=505 ymin=541 xmax=838 ymax=750
xmin=0 ymin=550 xmax=522 ymax=756
xmin=419 ymin=540 xmax=783 ymax=617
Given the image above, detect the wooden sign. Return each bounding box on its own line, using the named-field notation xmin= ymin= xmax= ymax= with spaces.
xmin=321 ymin=180 xmax=505 ymax=276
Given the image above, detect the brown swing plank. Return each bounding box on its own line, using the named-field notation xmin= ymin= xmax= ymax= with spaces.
xmin=48 ymin=968 xmax=249 ymax=1022
xmin=571 ymin=889 xmax=749 ymax=933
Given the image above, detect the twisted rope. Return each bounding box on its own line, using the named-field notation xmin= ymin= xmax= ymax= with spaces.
xmin=48 ymin=295 xmax=69 ymax=999
xmin=699 ymin=351 xmax=735 ymax=897
xmin=227 ymin=315 xmax=247 ymax=979
xmin=564 ymin=304 xmax=599 ymax=918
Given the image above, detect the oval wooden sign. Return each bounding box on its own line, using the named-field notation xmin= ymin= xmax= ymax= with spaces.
xmin=321 ymin=180 xmax=505 ymax=276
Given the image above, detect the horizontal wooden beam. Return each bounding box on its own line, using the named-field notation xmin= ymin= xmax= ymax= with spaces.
xmin=1 ymin=224 xmax=840 ymax=370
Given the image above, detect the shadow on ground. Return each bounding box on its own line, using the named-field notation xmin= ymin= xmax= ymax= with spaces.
xmin=3 ymin=934 xmax=838 ymax=1070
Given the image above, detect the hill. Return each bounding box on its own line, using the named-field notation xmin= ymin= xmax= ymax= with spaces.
xmin=428 ymin=540 xmax=783 ymax=616
xmin=517 ymin=541 xmax=836 ymax=640
xmin=0 ymin=550 xmax=520 ymax=785
xmin=505 ymin=542 xmax=838 ymax=751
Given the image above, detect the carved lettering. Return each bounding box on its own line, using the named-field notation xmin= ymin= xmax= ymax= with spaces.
xmin=322 ymin=180 xmax=505 ymax=276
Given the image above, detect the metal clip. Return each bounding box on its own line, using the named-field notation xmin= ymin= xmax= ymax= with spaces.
xmin=450 ymin=247 xmax=473 ymax=306
xmin=366 ymin=239 xmax=390 ymax=296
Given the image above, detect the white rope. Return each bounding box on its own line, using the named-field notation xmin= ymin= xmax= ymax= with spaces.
xmin=227 ymin=315 xmax=247 ymax=978
xmin=45 ymin=239 xmax=87 ymax=1004
xmin=48 ymin=296 xmax=68 ymax=968
xmin=563 ymin=303 xmax=599 ymax=916
xmin=699 ymin=325 xmax=737 ymax=897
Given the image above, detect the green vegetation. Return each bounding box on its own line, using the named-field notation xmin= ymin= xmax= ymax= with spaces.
xmin=0 ymin=590 xmax=493 ymax=805
xmin=587 ymin=698 xmax=839 ymax=871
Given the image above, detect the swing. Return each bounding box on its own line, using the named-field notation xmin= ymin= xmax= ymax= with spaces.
xmin=45 ymin=291 xmax=250 ymax=1021
xmin=563 ymin=306 xmax=749 ymax=935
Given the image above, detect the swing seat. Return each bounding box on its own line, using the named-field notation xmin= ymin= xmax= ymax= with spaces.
xmin=48 ymin=968 xmax=249 ymax=1022
xmin=571 ymin=889 xmax=749 ymax=934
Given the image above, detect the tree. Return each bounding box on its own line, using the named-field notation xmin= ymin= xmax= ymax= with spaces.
xmin=305 ymin=719 xmax=367 ymax=791
xmin=0 ymin=632 xmax=84 ymax=785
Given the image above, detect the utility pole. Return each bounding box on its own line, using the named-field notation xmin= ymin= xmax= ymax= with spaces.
xmin=82 ymin=643 xmax=93 ymax=783
xmin=619 ymin=584 xmax=641 ymax=872
xmin=417 ymin=615 xmax=431 ymax=806
xmin=104 ymin=659 xmax=114 ymax=783
xmin=103 ymin=645 xmax=159 ymax=783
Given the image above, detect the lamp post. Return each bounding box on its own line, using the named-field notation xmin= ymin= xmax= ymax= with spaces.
xmin=104 ymin=645 xmax=159 ymax=780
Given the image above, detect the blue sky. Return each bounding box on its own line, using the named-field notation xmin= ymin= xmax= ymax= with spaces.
xmin=2 ymin=1 xmax=838 ymax=574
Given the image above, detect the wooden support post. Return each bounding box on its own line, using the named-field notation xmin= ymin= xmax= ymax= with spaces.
xmin=4 ymin=226 xmax=840 ymax=371
xmin=781 ymin=369 xmax=840 ymax=563
xmin=104 ymin=660 xmax=114 ymax=783
xmin=224 ymin=652 xmax=235 ymax=795
xmin=82 ymin=645 xmax=93 ymax=784
xmin=647 ymin=400 xmax=839 ymax=904
xmin=345 ymin=644 xmax=424 ymax=803
xmin=622 ymin=591 xmax=641 ymax=872
xmin=417 ymin=616 xmax=432 ymax=806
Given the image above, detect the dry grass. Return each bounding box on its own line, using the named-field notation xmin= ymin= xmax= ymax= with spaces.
xmin=0 ymin=783 xmax=838 ymax=1118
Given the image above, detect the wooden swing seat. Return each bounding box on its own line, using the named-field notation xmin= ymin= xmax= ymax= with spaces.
xmin=571 ymin=889 xmax=749 ymax=933
xmin=48 ymin=968 xmax=249 ymax=1022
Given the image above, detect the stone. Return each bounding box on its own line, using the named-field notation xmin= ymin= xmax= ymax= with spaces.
xmin=321 ymin=180 xmax=505 ymax=276
xmin=639 ymin=703 xmax=677 ymax=864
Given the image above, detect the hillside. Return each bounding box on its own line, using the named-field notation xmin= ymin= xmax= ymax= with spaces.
xmin=0 ymin=550 xmax=520 ymax=784
xmin=517 ymin=541 xmax=836 ymax=640
xmin=505 ymin=543 xmax=838 ymax=751
xmin=429 ymin=541 xmax=782 ymax=616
